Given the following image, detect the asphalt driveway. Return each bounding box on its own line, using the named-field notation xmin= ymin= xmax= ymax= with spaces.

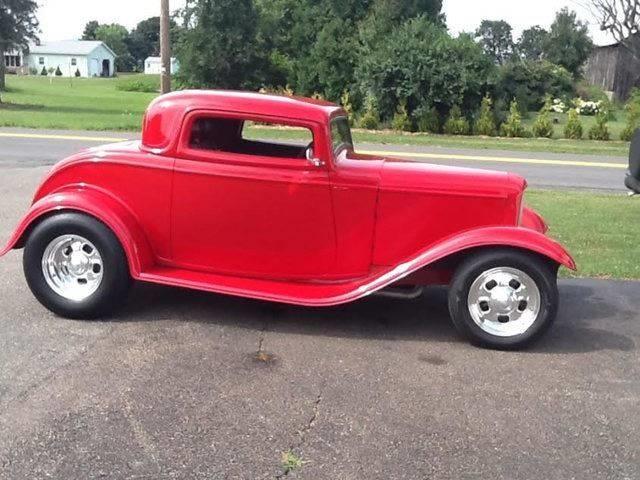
xmin=0 ymin=159 xmax=638 ymax=479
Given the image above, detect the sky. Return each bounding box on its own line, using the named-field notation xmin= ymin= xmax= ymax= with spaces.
xmin=36 ymin=0 xmax=614 ymax=45
xmin=443 ymin=0 xmax=614 ymax=46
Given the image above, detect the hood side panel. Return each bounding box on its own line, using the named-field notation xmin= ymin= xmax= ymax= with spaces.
xmin=373 ymin=160 xmax=523 ymax=266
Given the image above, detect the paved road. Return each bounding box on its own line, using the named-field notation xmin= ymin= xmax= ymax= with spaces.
xmin=0 ymin=154 xmax=639 ymax=478
xmin=0 ymin=127 xmax=630 ymax=191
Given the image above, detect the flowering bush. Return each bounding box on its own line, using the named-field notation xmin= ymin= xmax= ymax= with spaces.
xmin=574 ymin=98 xmax=603 ymax=116
xmin=551 ymin=98 xmax=567 ymax=113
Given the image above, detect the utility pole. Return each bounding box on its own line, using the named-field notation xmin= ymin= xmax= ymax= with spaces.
xmin=160 ymin=0 xmax=171 ymax=94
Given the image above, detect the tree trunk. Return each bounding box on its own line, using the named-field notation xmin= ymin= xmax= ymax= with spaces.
xmin=0 ymin=44 xmax=5 ymax=96
xmin=0 ymin=44 xmax=5 ymax=103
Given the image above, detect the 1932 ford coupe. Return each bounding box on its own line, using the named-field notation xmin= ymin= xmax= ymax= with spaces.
xmin=0 ymin=91 xmax=575 ymax=349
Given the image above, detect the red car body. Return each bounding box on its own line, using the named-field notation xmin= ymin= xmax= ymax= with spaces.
xmin=1 ymin=90 xmax=575 ymax=307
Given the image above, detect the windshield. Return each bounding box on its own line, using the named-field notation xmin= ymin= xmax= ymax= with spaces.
xmin=330 ymin=117 xmax=354 ymax=156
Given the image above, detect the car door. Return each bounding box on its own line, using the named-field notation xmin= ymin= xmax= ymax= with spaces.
xmin=170 ymin=111 xmax=337 ymax=280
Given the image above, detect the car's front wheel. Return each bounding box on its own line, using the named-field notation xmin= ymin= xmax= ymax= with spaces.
xmin=23 ymin=212 xmax=131 ymax=319
xmin=448 ymin=249 xmax=559 ymax=349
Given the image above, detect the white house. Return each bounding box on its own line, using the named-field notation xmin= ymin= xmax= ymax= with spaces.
xmin=144 ymin=56 xmax=180 ymax=75
xmin=27 ymin=41 xmax=117 ymax=77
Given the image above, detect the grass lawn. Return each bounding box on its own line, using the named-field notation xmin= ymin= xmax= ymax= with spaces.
xmin=526 ymin=190 xmax=640 ymax=280
xmin=0 ymin=75 xmax=156 ymax=131
xmin=0 ymin=75 xmax=632 ymax=157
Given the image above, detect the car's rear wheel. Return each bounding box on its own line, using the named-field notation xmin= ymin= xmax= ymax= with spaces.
xmin=23 ymin=212 xmax=131 ymax=319
xmin=448 ymin=249 xmax=559 ymax=349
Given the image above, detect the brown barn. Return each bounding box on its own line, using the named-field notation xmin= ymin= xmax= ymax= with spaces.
xmin=585 ymin=41 xmax=640 ymax=101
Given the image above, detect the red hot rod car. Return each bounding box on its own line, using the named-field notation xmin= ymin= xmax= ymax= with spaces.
xmin=0 ymin=91 xmax=575 ymax=349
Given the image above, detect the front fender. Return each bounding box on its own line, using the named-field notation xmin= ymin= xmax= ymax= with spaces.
xmin=389 ymin=225 xmax=575 ymax=284
xmin=416 ymin=226 xmax=576 ymax=271
xmin=0 ymin=186 xmax=154 ymax=277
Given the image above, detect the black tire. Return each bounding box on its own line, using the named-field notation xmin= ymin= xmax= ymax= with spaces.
xmin=23 ymin=212 xmax=131 ymax=319
xmin=448 ymin=249 xmax=559 ymax=350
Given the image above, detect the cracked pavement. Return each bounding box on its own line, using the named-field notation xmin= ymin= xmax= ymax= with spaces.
xmin=0 ymin=165 xmax=640 ymax=479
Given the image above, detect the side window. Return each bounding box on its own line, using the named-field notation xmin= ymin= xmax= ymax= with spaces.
xmin=71 ymin=58 xmax=77 ymax=66
xmin=189 ymin=116 xmax=314 ymax=160
xmin=39 ymin=57 xmax=45 ymax=65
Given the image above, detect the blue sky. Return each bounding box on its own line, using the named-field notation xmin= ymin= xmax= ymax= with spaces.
xmin=38 ymin=0 xmax=613 ymax=45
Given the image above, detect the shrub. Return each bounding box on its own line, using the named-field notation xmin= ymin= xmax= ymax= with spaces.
xmin=358 ymin=93 xmax=380 ymax=130
xmin=532 ymin=99 xmax=554 ymax=138
xmin=392 ymin=101 xmax=413 ymax=132
xmin=500 ymin=100 xmax=527 ymax=137
xmin=443 ymin=105 xmax=471 ymax=135
xmin=29 ymin=67 xmax=38 ymax=75
xmin=496 ymin=60 xmax=575 ymax=112
xmin=40 ymin=66 xmax=47 ymax=76
xmin=474 ymin=95 xmax=497 ymax=136
xmin=564 ymin=109 xmax=583 ymax=139
xmin=574 ymin=98 xmax=602 ymax=116
xmin=413 ymin=105 xmax=440 ymax=133
xmin=550 ymin=98 xmax=568 ymax=113
xmin=575 ymin=81 xmax=609 ymax=103
xmin=74 ymin=68 xmax=81 ymax=77
xmin=588 ymin=113 xmax=611 ymax=141
xmin=621 ymin=89 xmax=640 ymax=141
xmin=115 ymin=75 xmax=160 ymax=93
xmin=340 ymin=90 xmax=355 ymax=126
xmin=54 ymin=66 xmax=62 ymax=76
xmin=357 ymin=18 xmax=494 ymax=119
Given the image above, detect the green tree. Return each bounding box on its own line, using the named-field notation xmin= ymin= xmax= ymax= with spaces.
xmin=94 ymin=24 xmax=135 ymax=72
xmin=358 ymin=17 xmax=494 ymax=120
xmin=532 ymin=98 xmax=554 ymax=138
xmin=474 ymin=95 xmax=497 ymax=136
xmin=0 ymin=0 xmax=39 ymax=92
xmin=588 ymin=112 xmax=611 ymax=140
xmin=82 ymin=20 xmax=100 ymax=40
xmin=543 ymin=8 xmax=593 ymax=78
xmin=501 ymin=100 xmax=527 ymax=137
xmin=517 ymin=26 xmax=548 ymax=61
xmin=496 ymin=60 xmax=574 ymax=112
xmin=621 ymin=89 xmax=640 ymax=141
xmin=177 ymin=0 xmax=263 ymax=89
xmin=564 ymin=109 xmax=583 ymax=139
xmin=126 ymin=16 xmax=182 ymax=71
xmin=358 ymin=93 xmax=381 ymax=129
xmin=443 ymin=105 xmax=471 ymax=135
xmin=475 ymin=20 xmax=514 ymax=65
xmin=392 ymin=100 xmax=413 ymax=131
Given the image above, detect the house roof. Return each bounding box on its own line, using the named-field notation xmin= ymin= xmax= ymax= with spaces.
xmin=30 ymin=40 xmax=117 ymax=58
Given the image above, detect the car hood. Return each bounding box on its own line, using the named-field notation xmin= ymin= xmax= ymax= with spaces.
xmin=379 ymin=155 xmax=526 ymax=198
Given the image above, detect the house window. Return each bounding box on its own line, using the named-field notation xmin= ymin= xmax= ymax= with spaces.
xmin=4 ymin=56 xmax=20 ymax=67
xmin=71 ymin=58 xmax=77 ymax=66
xmin=39 ymin=57 xmax=44 ymax=65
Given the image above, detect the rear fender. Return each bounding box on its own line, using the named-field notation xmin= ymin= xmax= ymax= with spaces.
xmin=0 ymin=186 xmax=154 ymax=276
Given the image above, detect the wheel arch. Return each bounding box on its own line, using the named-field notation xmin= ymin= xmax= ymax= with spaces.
xmin=392 ymin=226 xmax=575 ymax=287
xmin=0 ymin=187 xmax=154 ymax=277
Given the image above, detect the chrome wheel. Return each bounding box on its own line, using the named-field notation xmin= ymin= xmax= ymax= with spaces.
xmin=41 ymin=235 xmax=103 ymax=302
xmin=467 ymin=267 xmax=541 ymax=337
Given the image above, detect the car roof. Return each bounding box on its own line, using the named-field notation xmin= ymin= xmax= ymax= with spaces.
xmin=141 ymin=90 xmax=343 ymax=152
